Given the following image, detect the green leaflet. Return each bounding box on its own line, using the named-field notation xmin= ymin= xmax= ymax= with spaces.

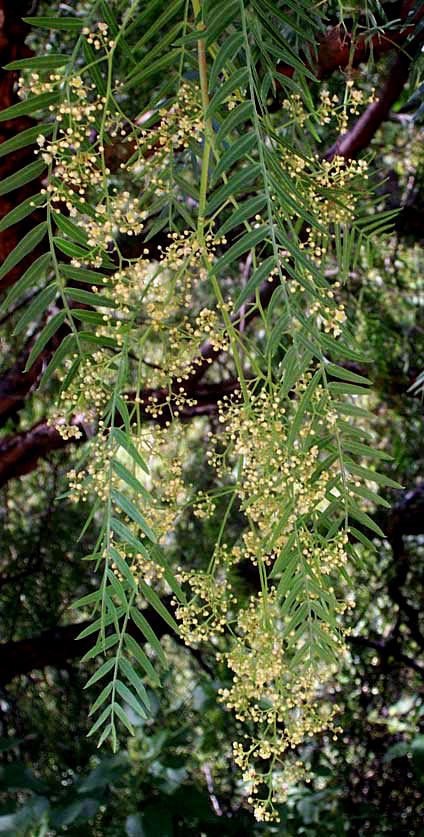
xmin=124 ymin=634 xmax=161 ymax=685
xmin=114 ymin=395 xmax=131 ymax=434
xmin=24 ymin=310 xmax=66 ymax=372
xmin=206 ymin=68 xmax=249 ymax=121
xmin=325 ymin=363 xmax=371 ymax=386
xmin=82 ymin=633 xmax=120 ymax=662
xmin=108 ymin=546 xmax=137 ymax=593
xmin=115 ymin=681 xmax=148 ymax=719
xmin=72 ymin=587 xmax=110 ymax=610
xmin=82 ymin=40 xmax=107 ymax=96
xmin=0 ymin=124 xmax=53 ymax=159
xmin=113 ymin=702 xmax=134 ymax=735
xmin=53 ymin=237 xmax=93 ymax=261
xmin=328 ymin=382 xmax=371 ymax=397
xmin=132 ymin=0 xmax=184 ymax=51
xmin=132 ymin=22 xmax=183 ymax=70
xmin=84 ymin=658 xmax=116 ymax=689
xmin=253 ymin=18 xmax=317 ymax=81
xmin=138 ymin=578 xmax=179 ymax=634
xmin=122 ymin=50 xmax=181 ymax=91
xmin=71 ymin=309 xmax=108 ymax=325
xmin=88 ymin=682 xmax=113 ymax=717
xmin=350 ymin=483 xmax=391 ymax=509
xmin=1 ymin=252 xmax=50 ymax=312
xmin=174 ymin=173 xmax=200 ymax=203
xmin=111 ymin=489 xmax=157 ymax=543
xmin=348 ymin=503 xmax=386 ymax=538
xmin=0 ymin=91 xmax=61 ymax=122
xmin=79 ymin=333 xmax=119 ymax=349
xmin=207 ymin=164 xmax=261 ymax=214
xmin=0 ymin=160 xmax=46 ymax=197
xmin=343 ymin=440 xmax=392 ymax=461
xmin=317 ymin=332 xmax=368 ymax=363
xmin=13 ymin=284 xmax=56 ymax=336
xmin=345 ymin=461 xmax=403 ymax=490
xmin=217 ymin=194 xmax=267 ymax=237
xmin=174 ymin=200 xmax=196 ymax=230
xmin=287 ymin=369 xmax=322 ymax=451
xmin=355 ymin=208 xmax=400 ymax=235
xmin=253 ymin=0 xmax=316 ymax=41
xmin=130 ymin=607 xmax=168 ymax=667
xmin=280 ymin=346 xmax=312 ymax=398
xmin=112 ymin=461 xmax=153 ymax=505
xmin=53 ymin=212 xmax=89 ymax=246
xmin=22 ymin=16 xmax=85 ymax=30
xmin=333 ymin=401 xmax=372 ymax=419
xmin=211 ymin=225 xmax=269 ymax=274
xmin=270 ymin=532 xmax=297 ymax=579
xmin=0 ymin=193 xmax=45 ymax=233
xmin=107 ymin=567 xmax=129 ymax=608
xmin=86 ymin=706 xmax=112 ymax=738
xmin=209 ymin=31 xmax=244 ymax=92
xmin=205 ymin=0 xmax=239 ymax=45
xmin=64 ymin=288 xmax=117 ymax=308
xmin=266 ymin=312 xmax=291 ymax=358
xmin=3 ymin=55 xmax=70 ymax=70
xmin=173 ymin=29 xmax=205 ymax=46
xmin=112 ymin=429 xmax=149 ymax=474
xmin=60 ymin=264 xmax=109 ymax=285
xmin=253 ymin=0 xmax=323 ymax=31
xmin=110 ymin=518 xmax=149 ymax=556
xmin=215 ymin=101 xmax=254 ymax=146
xmin=211 ymin=131 xmax=256 ymax=185
xmin=99 ymin=0 xmax=137 ymax=66
xmin=337 ymin=420 xmax=375 ymax=442
xmin=349 ymin=526 xmax=376 ymax=552
xmin=78 ymin=611 xmax=126 ymax=642
xmin=119 ymin=658 xmax=151 ymax=711
xmin=233 ymin=255 xmax=276 ymax=312
xmin=97 ymin=723 xmax=113 ymax=748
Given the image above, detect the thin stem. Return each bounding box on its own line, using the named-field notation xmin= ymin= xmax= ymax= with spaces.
xmin=192 ymin=0 xmax=212 ymax=245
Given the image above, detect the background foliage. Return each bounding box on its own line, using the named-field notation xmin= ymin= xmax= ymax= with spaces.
xmin=0 ymin=0 xmax=424 ymax=834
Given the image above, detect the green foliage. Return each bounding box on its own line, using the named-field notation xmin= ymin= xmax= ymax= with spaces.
xmin=1 ymin=0 xmax=424 ymax=833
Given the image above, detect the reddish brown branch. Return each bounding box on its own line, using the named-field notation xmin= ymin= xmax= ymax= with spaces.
xmin=0 ymin=602 xmax=171 ymax=686
xmin=0 ymin=416 xmax=87 ymax=485
xmin=277 ymin=0 xmax=424 ymax=81
xmin=325 ymin=52 xmax=411 ymax=160
xmin=0 ymin=380 xmax=242 ymax=487
xmin=0 ymin=318 xmax=72 ymax=426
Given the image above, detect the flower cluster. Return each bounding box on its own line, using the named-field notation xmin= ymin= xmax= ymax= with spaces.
xmin=174 ymin=569 xmax=235 ymax=645
xmin=319 ymin=81 xmax=376 ymax=132
xmin=207 ymin=384 xmax=334 ymax=565
xmin=128 ymin=83 xmax=204 ymax=194
xmin=281 ymin=81 xmax=376 ymax=133
xmin=217 ymin=591 xmax=343 ymax=822
xmin=82 ymin=20 xmax=115 ymax=51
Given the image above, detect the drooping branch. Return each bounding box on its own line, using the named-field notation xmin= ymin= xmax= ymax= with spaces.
xmin=2 ymin=485 xmax=424 ymax=684
xmin=0 ymin=0 xmax=420 ymax=487
xmin=0 ymin=0 xmax=419 ymax=435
